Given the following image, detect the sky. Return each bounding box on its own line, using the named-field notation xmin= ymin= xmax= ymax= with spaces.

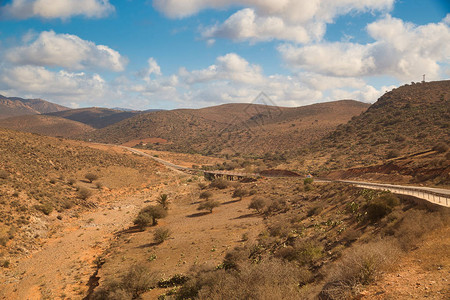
xmin=0 ymin=0 xmax=449 ymax=110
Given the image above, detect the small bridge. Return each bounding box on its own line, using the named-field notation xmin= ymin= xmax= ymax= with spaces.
xmin=121 ymin=147 xmax=450 ymax=207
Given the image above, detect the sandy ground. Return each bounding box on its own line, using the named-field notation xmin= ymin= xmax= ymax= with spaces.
xmin=0 ymin=176 xmax=173 ymax=300
xmin=93 ymin=181 xmax=265 ymax=299
xmin=360 ymin=227 xmax=450 ymax=299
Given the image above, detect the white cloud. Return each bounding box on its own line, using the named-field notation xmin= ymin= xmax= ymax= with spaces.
xmin=6 ymin=31 xmax=127 ymax=72
xmin=279 ymin=15 xmax=450 ymax=80
xmin=202 ymin=8 xmax=314 ymax=43
xmin=143 ymin=57 xmax=162 ymax=83
xmin=155 ymin=0 xmax=393 ymax=43
xmin=179 ymin=53 xmax=264 ymax=85
xmin=1 ymin=0 xmax=114 ymax=19
xmin=0 ymin=65 xmax=109 ymax=105
xmin=331 ymin=84 xmax=396 ymax=103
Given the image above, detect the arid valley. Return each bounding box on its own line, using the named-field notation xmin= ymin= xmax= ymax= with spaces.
xmin=1 ymin=1 xmax=450 ymax=299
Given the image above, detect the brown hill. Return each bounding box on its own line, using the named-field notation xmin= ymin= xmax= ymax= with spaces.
xmin=48 ymin=107 xmax=139 ymax=129
xmin=303 ymin=80 xmax=450 ymax=181
xmin=80 ymin=100 xmax=369 ymax=155
xmin=0 ymin=127 xmax=161 ymax=262
xmin=0 ymin=95 xmax=68 ymax=119
xmin=0 ymin=115 xmax=95 ymax=138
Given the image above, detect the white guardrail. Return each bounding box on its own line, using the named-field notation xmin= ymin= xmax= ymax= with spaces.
xmin=120 ymin=147 xmax=450 ymax=208
xmin=320 ymin=179 xmax=450 ymax=208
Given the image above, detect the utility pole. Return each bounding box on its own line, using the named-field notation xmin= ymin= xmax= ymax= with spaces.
xmin=422 ymin=74 xmax=426 ymax=83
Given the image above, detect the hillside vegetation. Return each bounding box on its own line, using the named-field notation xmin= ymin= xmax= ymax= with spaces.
xmin=0 ymin=115 xmax=95 ymax=138
xmin=89 ymin=177 xmax=449 ymax=299
xmin=0 ymin=128 xmax=160 ymax=261
xmin=80 ymin=100 xmax=369 ymax=155
xmin=300 ymin=81 xmax=450 ymax=179
xmin=47 ymin=107 xmax=140 ymax=129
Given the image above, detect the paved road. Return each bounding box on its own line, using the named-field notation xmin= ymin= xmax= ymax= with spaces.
xmin=317 ymin=179 xmax=449 ymax=207
xmin=121 ymin=147 xmax=450 ymax=208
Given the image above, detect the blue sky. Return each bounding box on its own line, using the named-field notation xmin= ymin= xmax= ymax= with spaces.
xmin=0 ymin=0 xmax=449 ymax=110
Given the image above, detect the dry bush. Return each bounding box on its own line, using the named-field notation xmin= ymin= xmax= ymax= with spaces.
xmin=153 ymin=227 xmax=171 ymax=244
xmin=33 ymin=202 xmax=53 ymax=215
xmin=320 ymin=239 xmax=399 ymax=299
xmin=265 ymin=198 xmax=288 ymax=214
xmin=391 ymin=209 xmax=447 ymax=250
xmin=77 ymin=187 xmax=92 ymax=200
xmin=232 ymin=188 xmax=248 ymax=200
xmin=199 ymin=191 xmax=213 ymax=200
xmin=91 ymin=265 xmax=158 ymax=300
xmin=67 ymin=178 xmax=77 ymax=185
xmin=307 ymin=205 xmax=323 ymax=217
xmin=0 ymin=170 xmax=8 ymax=180
xmin=433 ymin=142 xmax=449 ymax=153
xmin=198 ymin=182 xmax=207 ymax=190
xmin=209 ymin=178 xmax=229 ymax=189
xmin=178 ymin=259 xmax=311 ymax=300
xmin=85 ymin=173 xmax=99 ymax=183
xmin=248 ymin=196 xmax=268 ymax=213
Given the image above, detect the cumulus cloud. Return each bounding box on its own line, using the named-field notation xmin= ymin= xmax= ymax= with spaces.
xmin=0 ymin=65 xmax=109 ymax=105
xmin=179 ymin=53 xmax=264 ymax=85
xmin=1 ymin=0 xmax=114 ymax=19
xmin=202 ymin=8 xmax=314 ymax=43
xmin=279 ymin=15 xmax=450 ymax=80
xmin=6 ymin=31 xmax=127 ymax=72
xmin=155 ymin=0 xmax=393 ymax=43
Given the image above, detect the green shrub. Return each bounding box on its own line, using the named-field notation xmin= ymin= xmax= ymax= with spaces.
xmin=197 ymin=200 xmax=220 ymax=213
xmin=153 ymin=227 xmax=171 ymax=244
xmin=304 ymin=177 xmax=314 ymax=185
xmin=366 ymin=193 xmax=399 ymax=222
xmin=134 ymin=205 xmax=167 ymax=229
xmin=366 ymin=201 xmax=391 ymax=222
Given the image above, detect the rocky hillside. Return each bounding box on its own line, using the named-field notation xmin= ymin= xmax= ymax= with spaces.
xmin=0 ymin=95 xmax=68 ymax=119
xmin=80 ymin=100 xmax=369 ymax=155
xmin=47 ymin=107 xmax=140 ymax=129
xmin=309 ymin=80 xmax=450 ymax=172
xmin=0 ymin=128 xmax=160 ymax=260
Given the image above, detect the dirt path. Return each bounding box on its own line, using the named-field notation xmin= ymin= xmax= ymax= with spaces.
xmin=0 ymin=184 xmax=171 ymax=300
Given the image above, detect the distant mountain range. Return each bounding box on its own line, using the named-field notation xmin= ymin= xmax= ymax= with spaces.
xmin=0 ymin=95 xmax=68 ymax=119
xmin=79 ymin=100 xmax=370 ymax=155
